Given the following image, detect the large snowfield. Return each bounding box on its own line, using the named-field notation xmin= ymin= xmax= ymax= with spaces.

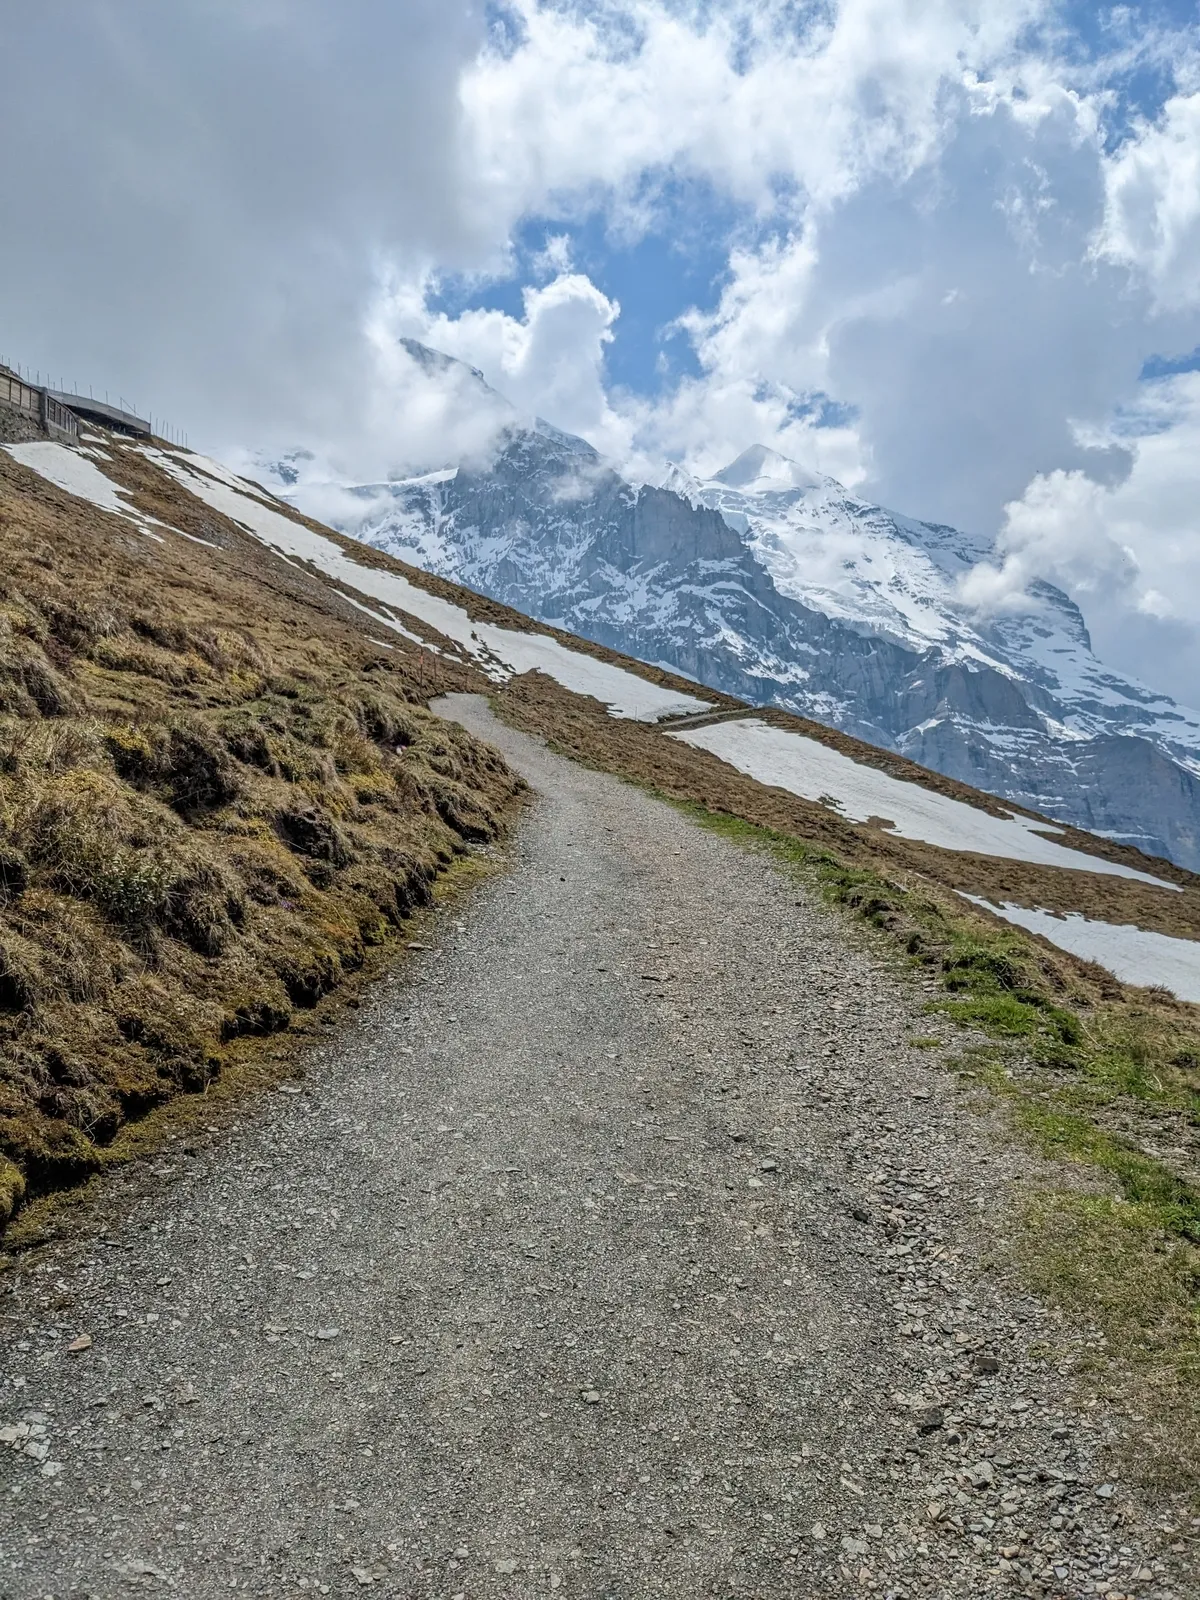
xmin=670 ymin=716 xmax=1177 ymax=889
xmin=961 ymin=897 xmax=1200 ymax=1004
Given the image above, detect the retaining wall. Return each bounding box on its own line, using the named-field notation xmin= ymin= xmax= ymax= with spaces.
xmin=0 ymin=371 xmax=79 ymax=442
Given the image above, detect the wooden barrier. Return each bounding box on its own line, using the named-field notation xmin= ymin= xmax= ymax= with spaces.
xmin=0 ymin=370 xmax=79 ymax=440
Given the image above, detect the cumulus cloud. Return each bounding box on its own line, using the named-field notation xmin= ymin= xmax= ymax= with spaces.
xmin=374 ymin=268 xmax=631 ymax=460
xmin=359 ymin=332 xmax=514 ymax=478
xmin=960 ymin=470 xmax=1139 ymax=612
xmin=961 ymin=372 xmax=1200 ymax=702
xmin=0 ymin=0 xmax=485 ymax=452
xmin=461 ymin=0 xmax=1053 ymax=231
xmin=1096 ymin=92 xmax=1200 ymax=312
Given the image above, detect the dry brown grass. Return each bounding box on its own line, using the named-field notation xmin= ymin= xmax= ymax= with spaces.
xmin=0 ymin=445 xmax=519 ymax=1229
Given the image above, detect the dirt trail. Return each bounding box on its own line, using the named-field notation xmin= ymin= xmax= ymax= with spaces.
xmin=0 ymin=696 xmax=1185 ymax=1599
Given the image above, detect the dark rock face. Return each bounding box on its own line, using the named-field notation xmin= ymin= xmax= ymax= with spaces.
xmin=291 ymin=423 xmax=1200 ymax=872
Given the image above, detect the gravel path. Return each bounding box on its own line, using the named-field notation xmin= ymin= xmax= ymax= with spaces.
xmin=0 ymin=695 xmax=1188 ymax=1600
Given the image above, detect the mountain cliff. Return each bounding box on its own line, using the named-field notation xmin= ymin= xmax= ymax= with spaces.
xmin=262 ymin=345 xmax=1200 ymax=871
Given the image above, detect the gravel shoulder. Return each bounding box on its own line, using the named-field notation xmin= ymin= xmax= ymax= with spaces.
xmin=0 ymin=695 xmax=1191 ymax=1599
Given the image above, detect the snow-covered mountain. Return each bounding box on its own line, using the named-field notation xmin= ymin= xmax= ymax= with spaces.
xmin=261 ymin=344 xmax=1200 ymax=870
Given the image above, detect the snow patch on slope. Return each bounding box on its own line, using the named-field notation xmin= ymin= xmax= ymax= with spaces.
xmin=149 ymin=449 xmax=711 ymax=722
xmin=669 ymin=717 xmax=1177 ymax=888
xmin=2 ymin=440 xmax=196 ymax=544
xmin=961 ymin=897 xmax=1200 ymax=1004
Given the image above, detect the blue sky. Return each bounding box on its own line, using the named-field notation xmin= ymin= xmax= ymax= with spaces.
xmin=430 ymin=189 xmax=734 ymax=397
xmin=2 ymin=0 xmax=1200 ymax=698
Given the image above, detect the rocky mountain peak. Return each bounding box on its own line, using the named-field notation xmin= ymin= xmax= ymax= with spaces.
xmin=264 ymin=352 xmax=1200 ymax=869
xmin=398 ymin=336 xmax=491 ymax=392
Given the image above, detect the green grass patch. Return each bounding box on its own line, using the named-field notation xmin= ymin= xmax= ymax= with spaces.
xmin=1018 ymin=1103 xmax=1200 ymax=1239
xmin=1017 ymin=1191 xmax=1200 ymax=1489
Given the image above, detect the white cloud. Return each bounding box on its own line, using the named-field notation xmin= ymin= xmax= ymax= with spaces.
xmin=532 ymin=232 xmax=574 ymax=277
xmin=376 ymin=269 xmax=630 ymax=459
xmin=960 ymin=371 xmax=1200 ymax=702
xmin=960 ymin=469 xmax=1138 ymax=612
xmin=461 ymin=0 xmax=1053 ymax=236
xmin=617 ymin=224 xmax=918 ymax=483
xmin=1096 ymin=92 xmax=1200 ymax=311
xmin=0 ymin=0 xmax=487 ymax=451
xmin=364 ymin=328 xmax=514 ymax=477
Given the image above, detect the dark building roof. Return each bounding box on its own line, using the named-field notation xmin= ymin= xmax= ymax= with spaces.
xmin=47 ymin=392 xmax=151 ymax=437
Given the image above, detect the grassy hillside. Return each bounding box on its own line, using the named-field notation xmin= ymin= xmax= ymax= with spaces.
xmin=0 ymin=446 xmax=519 ymax=1229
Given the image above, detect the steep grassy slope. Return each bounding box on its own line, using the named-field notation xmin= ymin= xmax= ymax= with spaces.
xmin=0 ymin=447 xmax=519 ymax=1227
